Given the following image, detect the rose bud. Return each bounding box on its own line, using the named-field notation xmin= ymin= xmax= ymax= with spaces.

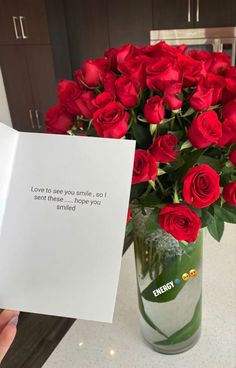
xmin=80 ymin=57 xmax=110 ymax=87
xmin=92 ymin=101 xmax=129 ymax=138
xmin=149 ymin=134 xmax=179 ymax=163
xmin=189 ymin=79 xmax=214 ymax=111
xmin=183 ymin=164 xmax=220 ymax=208
xmin=229 ymin=149 xmax=236 ymax=166
xmin=103 ymin=72 xmax=117 ymax=93
xmin=188 ymin=110 xmax=222 ymax=149
xmin=208 ymin=52 xmax=231 ymax=75
xmin=57 ymin=80 xmax=82 ymax=115
xmin=44 ymin=105 xmax=74 ymax=134
xmin=158 ymin=203 xmax=202 ymax=242
xmin=115 ymin=75 xmax=139 ymax=108
xmin=132 ymin=150 xmax=157 ymax=184
xmin=222 ymin=182 xmax=236 ymax=206
xmin=144 ymin=95 xmax=165 ymax=124
xmin=118 ymin=56 xmax=147 ymax=89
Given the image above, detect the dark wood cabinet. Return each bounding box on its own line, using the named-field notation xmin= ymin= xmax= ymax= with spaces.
xmin=108 ymin=0 xmax=152 ymax=47
xmin=0 ymin=0 xmax=21 ymax=45
xmin=0 ymin=46 xmax=35 ymax=132
xmin=153 ymin=0 xmax=195 ymax=29
xmin=63 ymin=0 xmax=109 ymax=71
xmin=152 ymin=0 xmax=235 ymax=30
xmin=17 ymin=0 xmax=50 ymax=44
xmin=0 ymin=0 xmax=71 ymax=132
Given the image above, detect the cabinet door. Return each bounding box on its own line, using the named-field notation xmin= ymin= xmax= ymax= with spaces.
xmin=17 ymin=0 xmax=50 ymax=44
xmin=153 ymin=0 xmax=195 ymax=30
xmin=108 ymin=0 xmax=152 ymax=47
xmin=26 ymin=45 xmax=57 ymax=131
xmin=63 ymin=0 xmax=109 ymax=70
xmin=0 ymin=0 xmax=22 ymax=45
xmin=193 ymin=0 xmax=234 ymax=27
xmin=0 ymin=46 xmax=35 ymax=132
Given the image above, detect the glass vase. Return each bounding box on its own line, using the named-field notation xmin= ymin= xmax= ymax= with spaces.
xmin=132 ymin=208 xmax=203 ymax=354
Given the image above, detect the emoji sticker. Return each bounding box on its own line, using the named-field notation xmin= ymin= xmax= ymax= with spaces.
xmin=182 ymin=273 xmax=190 ymax=281
xmin=189 ymin=269 xmax=197 ymax=277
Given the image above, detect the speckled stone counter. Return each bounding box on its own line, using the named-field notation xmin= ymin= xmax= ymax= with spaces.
xmin=43 ymin=224 xmax=236 ymax=368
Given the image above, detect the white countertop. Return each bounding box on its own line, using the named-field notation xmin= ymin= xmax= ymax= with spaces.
xmin=43 ymin=224 xmax=236 ymax=368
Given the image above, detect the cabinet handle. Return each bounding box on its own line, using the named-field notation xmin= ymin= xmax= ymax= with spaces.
xmin=196 ymin=0 xmax=200 ymax=22
xmin=12 ymin=16 xmax=22 ymax=39
xmin=29 ymin=109 xmax=35 ymax=129
xmin=35 ymin=110 xmax=41 ymax=129
xmin=19 ymin=16 xmax=28 ymax=39
xmin=187 ymin=0 xmax=191 ymax=22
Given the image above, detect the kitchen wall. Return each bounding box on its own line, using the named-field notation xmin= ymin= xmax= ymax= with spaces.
xmin=0 ymin=67 xmax=12 ymax=127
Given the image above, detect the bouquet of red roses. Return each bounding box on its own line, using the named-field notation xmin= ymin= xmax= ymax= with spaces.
xmin=44 ymin=42 xmax=236 ymax=243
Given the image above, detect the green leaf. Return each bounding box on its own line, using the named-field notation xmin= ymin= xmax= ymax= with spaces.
xmin=207 ymin=215 xmax=224 ymax=242
xmin=137 ymin=285 xmax=169 ymax=339
xmin=180 ymin=107 xmax=195 ymax=117
xmin=130 ymin=182 xmax=148 ymax=202
xmin=125 ymin=220 xmax=133 ymax=237
xmin=180 ymin=140 xmax=192 ymax=150
xmin=132 ymin=123 xmax=152 ymax=149
xmin=198 ymin=155 xmax=223 ymax=172
xmin=144 ymin=208 xmax=159 ymax=234
xmin=155 ymin=295 xmax=201 ymax=345
xmin=141 ymin=232 xmax=202 ymax=303
xmin=214 ymin=203 xmax=236 ymax=224
xmin=200 ymin=208 xmax=213 ymax=228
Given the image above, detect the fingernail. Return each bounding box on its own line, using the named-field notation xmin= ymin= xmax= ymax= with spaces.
xmin=9 ymin=315 xmax=19 ymax=326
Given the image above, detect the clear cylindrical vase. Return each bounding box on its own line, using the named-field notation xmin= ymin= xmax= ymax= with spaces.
xmin=132 ymin=208 xmax=203 ymax=354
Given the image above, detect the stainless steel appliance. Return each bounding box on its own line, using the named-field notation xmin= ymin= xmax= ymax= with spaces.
xmin=150 ymin=27 xmax=236 ymax=65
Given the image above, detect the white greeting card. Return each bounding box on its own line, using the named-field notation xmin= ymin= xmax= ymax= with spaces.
xmin=0 ymin=122 xmax=135 ymax=323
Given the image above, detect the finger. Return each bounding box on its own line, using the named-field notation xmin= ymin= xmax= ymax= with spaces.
xmin=0 ymin=310 xmax=19 ymax=332
xmin=0 ymin=320 xmax=17 ymax=363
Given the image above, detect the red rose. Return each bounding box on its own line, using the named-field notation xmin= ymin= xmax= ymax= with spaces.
xmin=189 ymin=79 xmax=214 ymax=111
xmin=143 ymin=41 xmax=185 ymax=59
xmin=222 ymin=182 xmax=236 ymax=206
xmin=118 ymin=56 xmax=147 ymax=89
xmin=92 ymin=101 xmax=129 ymax=138
xmin=114 ymin=44 xmax=140 ymax=67
xmin=75 ymin=91 xmax=96 ymax=118
xmin=146 ymin=57 xmax=180 ymax=92
xmin=103 ymin=72 xmax=117 ymax=93
xmin=144 ymin=96 xmax=165 ymax=124
xmin=188 ymin=50 xmax=212 ymax=73
xmin=57 ymin=80 xmax=82 ymax=115
xmin=163 ymin=82 xmax=183 ymax=110
xmin=178 ymin=55 xmax=204 ymax=87
xmin=80 ymin=58 xmax=110 ymax=87
xmin=222 ymin=98 xmax=236 ymax=122
xmin=217 ymin=118 xmax=236 ymax=147
xmin=115 ymin=75 xmax=139 ymax=108
xmin=92 ymin=91 xmax=115 ymax=109
xmin=183 ymin=164 xmax=220 ymax=208
xmin=132 ymin=150 xmax=157 ymax=184
xmin=188 ymin=111 xmax=222 ymax=148
xmin=44 ymin=105 xmax=74 ymax=134
xmin=205 ymin=73 xmax=225 ymax=105
xmin=158 ymin=204 xmax=202 ymax=242
xmin=229 ymin=149 xmax=236 ymax=166
xmin=104 ymin=47 xmax=118 ymax=70
xmin=208 ymin=52 xmax=231 ymax=75
xmin=149 ymin=134 xmax=179 ymax=163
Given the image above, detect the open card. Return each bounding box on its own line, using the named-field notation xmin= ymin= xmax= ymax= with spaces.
xmin=0 ymin=122 xmax=135 ymax=322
